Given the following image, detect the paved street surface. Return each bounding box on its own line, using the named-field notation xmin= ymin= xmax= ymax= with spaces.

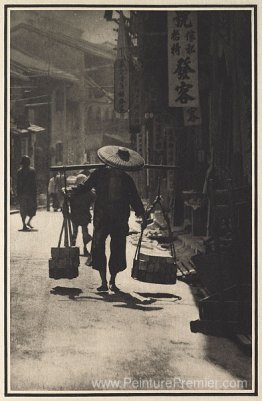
xmin=9 ymin=210 xmax=252 ymax=392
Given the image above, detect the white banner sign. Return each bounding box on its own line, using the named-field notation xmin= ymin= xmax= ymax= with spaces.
xmin=168 ymin=11 xmax=199 ymax=108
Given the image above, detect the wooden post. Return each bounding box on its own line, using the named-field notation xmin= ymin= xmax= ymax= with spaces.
xmin=208 ymin=179 xmax=215 ymax=245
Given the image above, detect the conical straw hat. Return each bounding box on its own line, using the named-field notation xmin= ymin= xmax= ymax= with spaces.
xmin=97 ymin=146 xmax=145 ymax=171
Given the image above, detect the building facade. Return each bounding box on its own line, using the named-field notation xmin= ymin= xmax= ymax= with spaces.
xmin=112 ymin=9 xmax=253 ymax=297
xmin=126 ymin=11 xmax=251 ymax=227
xmin=10 ymin=13 xmax=128 ymax=197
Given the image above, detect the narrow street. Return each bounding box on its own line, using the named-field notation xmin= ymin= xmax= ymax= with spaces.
xmin=10 ymin=210 xmax=252 ymax=392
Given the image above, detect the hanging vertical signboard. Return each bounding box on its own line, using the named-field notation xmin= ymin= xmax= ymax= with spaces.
xmin=114 ymin=58 xmax=129 ymax=113
xmin=129 ymin=61 xmax=142 ymax=133
xmin=153 ymin=122 xmax=164 ymax=154
xmin=136 ymin=129 xmax=146 ymax=158
xmin=114 ymin=12 xmax=129 ymax=114
xmin=168 ymin=11 xmax=199 ymax=108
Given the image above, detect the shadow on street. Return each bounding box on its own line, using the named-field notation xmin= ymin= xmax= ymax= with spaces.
xmin=18 ymin=229 xmax=39 ymax=232
xmin=50 ymin=285 xmax=163 ymax=311
xmin=50 ymin=286 xmax=83 ymax=299
xmin=135 ymin=292 xmax=182 ymax=301
xmin=76 ymin=290 xmax=163 ymax=311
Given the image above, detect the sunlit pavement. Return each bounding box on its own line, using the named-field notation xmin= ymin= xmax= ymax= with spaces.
xmin=9 ymin=210 xmax=252 ymax=392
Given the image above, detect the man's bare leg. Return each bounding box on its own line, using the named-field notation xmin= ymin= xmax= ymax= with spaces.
xmin=27 ymin=216 xmax=34 ymax=229
xmin=22 ymin=216 xmax=30 ymax=230
xmin=109 ymin=273 xmax=120 ymax=292
xmin=97 ymin=270 xmax=108 ymax=292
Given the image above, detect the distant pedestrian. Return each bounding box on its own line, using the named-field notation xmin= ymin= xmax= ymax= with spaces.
xmin=48 ymin=173 xmax=62 ymax=211
xmin=55 ymin=172 xmax=64 ymax=209
xmin=69 ymin=172 xmax=95 ymax=258
xmin=10 ymin=176 xmax=16 ymax=205
xmin=74 ymin=146 xmax=146 ymax=293
xmin=16 ymin=155 xmax=37 ymax=231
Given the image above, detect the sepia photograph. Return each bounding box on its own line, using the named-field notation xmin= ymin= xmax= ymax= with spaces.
xmin=3 ymin=1 xmax=257 ymax=397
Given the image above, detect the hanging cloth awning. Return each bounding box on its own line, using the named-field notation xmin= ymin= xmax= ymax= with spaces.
xmin=11 ymin=124 xmax=45 ymax=135
xmin=28 ymin=124 xmax=45 ymax=133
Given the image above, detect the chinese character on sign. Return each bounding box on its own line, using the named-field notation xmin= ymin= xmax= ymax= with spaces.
xmin=174 ymin=57 xmax=195 ymax=80
xmin=186 ymin=43 xmax=195 ymax=55
xmin=175 ymin=81 xmax=195 ymax=104
xmin=171 ymin=29 xmax=180 ymax=41
xmin=183 ymin=107 xmax=202 ymax=126
xmin=187 ymin=107 xmax=200 ymax=122
xmin=168 ymin=11 xmax=199 ymax=107
xmin=186 ymin=30 xmax=196 ymax=42
xmin=171 ymin=42 xmax=181 ymax=56
xmin=173 ymin=12 xmax=192 ymax=28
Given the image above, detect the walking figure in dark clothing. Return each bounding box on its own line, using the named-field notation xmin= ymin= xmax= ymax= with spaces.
xmin=16 ymin=155 xmax=37 ymax=231
xmin=70 ymin=172 xmax=95 ymax=258
xmin=74 ymin=146 xmax=146 ymax=293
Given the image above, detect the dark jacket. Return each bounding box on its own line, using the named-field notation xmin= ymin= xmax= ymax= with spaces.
xmin=17 ymin=167 xmax=37 ymax=199
xmin=70 ymin=190 xmax=94 ymax=226
xmin=77 ymin=167 xmax=145 ymax=224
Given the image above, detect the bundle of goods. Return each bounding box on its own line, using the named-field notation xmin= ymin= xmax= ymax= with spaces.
xmin=49 ymin=246 xmax=79 ymax=280
xmin=49 ymin=187 xmax=80 ymax=280
xmin=131 ymin=190 xmax=177 ymax=285
xmin=132 ymin=251 xmax=177 ymax=284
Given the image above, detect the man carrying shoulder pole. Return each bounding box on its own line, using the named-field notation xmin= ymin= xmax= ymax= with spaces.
xmin=73 ymin=146 xmax=147 ymax=293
